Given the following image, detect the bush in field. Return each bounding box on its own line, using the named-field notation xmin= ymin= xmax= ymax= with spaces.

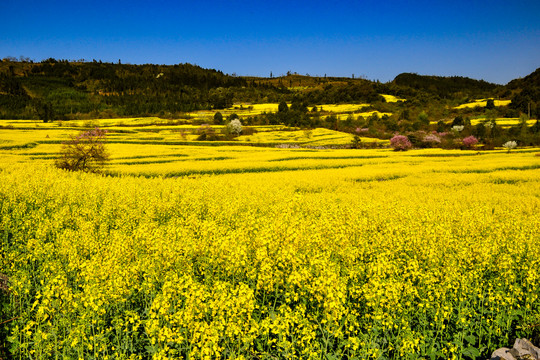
xmin=197 ymin=124 xmax=220 ymax=141
xmin=463 ymin=135 xmax=479 ymax=149
xmin=213 ymin=112 xmax=223 ymax=125
xmin=422 ymin=133 xmax=441 ymax=147
xmin=503 ymin=140 xmax=517 ymax=152
xmin=227 ymin=119 xmax=243 ymax=136
xmin=55 ymin=128 xmax=109 ymax=172
xmin=390 ymin=134 xmax=412 ymax=151
xmin=351 ymin=134 xmax=362 ymax=149
xmin=350 ymin=128 xmax=362 ymax=149
xmin=241 ymin=126 xmax=257 ymax=136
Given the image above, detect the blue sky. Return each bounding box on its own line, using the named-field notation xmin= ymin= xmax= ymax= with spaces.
xmin=1 ymin=0 xmax=539 ymax=84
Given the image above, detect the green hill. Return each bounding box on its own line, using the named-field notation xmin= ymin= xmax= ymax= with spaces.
xmin=0 ymin=58 xmax=538 ymax=121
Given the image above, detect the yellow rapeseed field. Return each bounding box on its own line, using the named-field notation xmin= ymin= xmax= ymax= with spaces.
xmin=336 ymin=111 xmax=393 ymax=121
xmin=429 ymin=117 xmax=537 ymax=128
xmin=184 ymin=103 xmax=382 ymax=121
xmin=454 ymin=99 xmax=512 ymax=109
xmin=469 ymin=118 xmax=537 ymax=127
xmin=381 ymin=95 xmax=406 ymax=103
xmin=0 ymin=132 xmax=539 ymax=359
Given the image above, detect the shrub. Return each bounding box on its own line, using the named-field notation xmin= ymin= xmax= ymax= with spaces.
xmin=390 ymin=134 xmax=412 ymax=151
xmin=423 ymin=133 xmax=441 ymax=144
xmin=197 ymin=124 xmax=220 ymax=141
xmin=241 ymin=127 xmax=257 ymax=136
xmin=406 ymin=133 xmax=423 ymax=148
xmin=55 ymin=128 xmax=109 ymax=172
xmin=213 ymin=112 xmax=223 ymax=125
xmin=351 ymin=134 xmax=362 ymax=149
xmin=227 ymin=119 xmax=243 ymax=136
xmin=462 ymin=135 xmax=479 ymax=149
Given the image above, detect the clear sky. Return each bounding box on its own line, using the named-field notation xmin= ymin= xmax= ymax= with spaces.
xmin=1 ymin=0 xmax=539 ymax=84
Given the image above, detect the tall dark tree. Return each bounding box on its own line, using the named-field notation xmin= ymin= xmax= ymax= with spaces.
xmin=485 ymin=98 xmax=495 ymax=110
xmin=36 ymin=101 xmax=55 ymax=123
xmin=213 ymin=111 xmax=223 ymax=125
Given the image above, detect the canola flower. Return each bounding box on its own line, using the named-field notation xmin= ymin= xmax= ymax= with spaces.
xmin=380 ymin=95 xmax=406 ymax=103
xmin=454 ymin=99 xmax=512 ymax=109
xmin=0 ymin=147 xmax=539 ymax=359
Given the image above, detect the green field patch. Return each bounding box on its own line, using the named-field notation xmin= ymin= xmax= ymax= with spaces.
xmin=136 ymin=136 xmax=165 ymax=140
xmin=442 ymin=164 xmax=540 ymax=174
xmin=113 ymin=154 xmax=189 ymax=160
xmin=0 ymin=142 xmax=38 ymax=150
xmin=29 ymin=155 xmax=59 ymax=160
xmin=24 ymin=152 xmax=58 ymax=156
xmin=114 ymin=156 xmax=234 ymax=166
xmin=190 ymin=156 xmax=233 ymax=162
xmin=115 ymin=159 xmax=181 ymax=166
xmin=111 ymin=163 xmax=364 ymax=178
xmin=294 ymin=186 xmax=324 ymax=194
xmin=411 ymin=152 xmax=483 ymax=158
xmin=352 ymin=174 xmax=406 ymax=182
xmin=489 ymin=178 xmax=524 ymax=185
xmin=269 ymin=155 xmax=387 ymax=162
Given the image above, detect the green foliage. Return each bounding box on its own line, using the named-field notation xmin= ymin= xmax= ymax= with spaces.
xmin=418 ymin=111 xmax=429 ymax=125
xmin=508 ymin=67 xmax=539 ymax=118
xmin=393 ymin=73 xmax=500 ymax=99
xmin=452 ymin=115 xmax=464 ymax=126
xmin=213 ymin=111 xmax=223 ymax=125
xmin=196 ymin=124 xmax=220 ymax=141
xmin=485 ymin=98 xmax=495 ymax=110
xmin=351 ymin=134 xmax=362 ymax=149
xmin=35 ymin=100 xmax=56 ymax=122
xmin=227 ymin=113 xmax=239 ymax=122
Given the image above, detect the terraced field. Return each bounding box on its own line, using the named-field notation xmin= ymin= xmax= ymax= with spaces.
xmin=454 ymin=99 xmax=512 ymax=109
xmin=1 ymin=120 xmax=539 ymax=359
xmin=0 ymin=119 xmax=390 ymax=173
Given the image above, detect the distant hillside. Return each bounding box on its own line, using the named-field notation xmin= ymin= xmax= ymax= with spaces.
xmin=506 ymin=68 xmax=540 ymax=117
xmin=0 ymin=59 xmax=384 ymax=120
xmin=0 ymin=59 xmax=251 ymax=119
xmin=506 ymin=68 xmax=540 ymax=89
xmin=0 ymin=58 xmax=538 ymax=120
xmin=393 ymin=73 xmax=500 ymax=99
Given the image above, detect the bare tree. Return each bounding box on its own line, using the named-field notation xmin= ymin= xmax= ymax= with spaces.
xmin=55 ymin=128 xmax=110 ymax=172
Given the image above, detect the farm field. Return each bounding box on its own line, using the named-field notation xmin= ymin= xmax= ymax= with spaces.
xmin=429 ymin=117 xmax=537 ymax=128
xmin=468 ymin=117 xmax=537 ymax=127
xmin=184 ymin=103 xmax=382 ymax=122
xmin=0 ymin=101 xmax=387 ymax=132
xmin=1 ymin=131 xmax=540 ymax=359
xmin=0 ymin=119 xmax=389 ymax=168
xmin=380 ymin=94 xmax=406 ymax=103
xmin=454 ymin=99 xmax=512 ymax=109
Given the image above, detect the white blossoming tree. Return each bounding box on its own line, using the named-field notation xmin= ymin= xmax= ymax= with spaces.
xmin=227 ymin=119 xmax=243 ymax=136
xmin=503 ymin=140 xmax=517 ymax=152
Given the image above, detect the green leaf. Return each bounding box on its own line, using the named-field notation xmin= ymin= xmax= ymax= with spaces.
xmin=462 ymin=346 xmax=480 ymax=359
xmin=464 ymin=334 xmax=477 ymax=344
